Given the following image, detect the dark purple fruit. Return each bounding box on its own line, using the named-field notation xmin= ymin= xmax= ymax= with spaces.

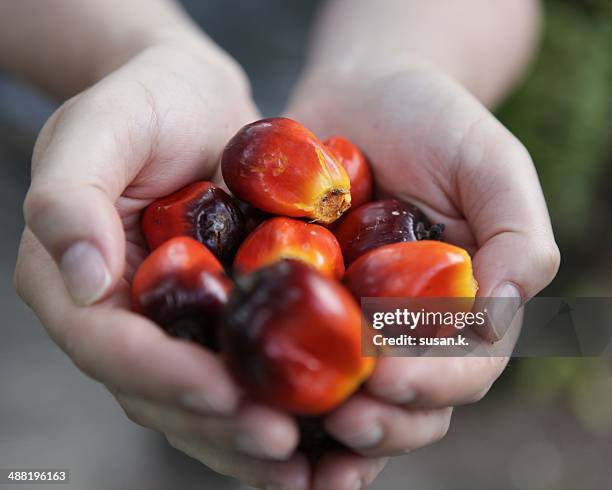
xmin=333 ymin=199 xmax=444 ymax=265
xmin=142 ymin=181 xmax=246 ymax=264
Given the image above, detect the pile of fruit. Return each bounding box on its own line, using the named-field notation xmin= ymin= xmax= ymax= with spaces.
xmin=132 ymin=117 xmax=478 ymax=417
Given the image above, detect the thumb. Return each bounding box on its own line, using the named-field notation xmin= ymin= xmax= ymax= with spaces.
xmin=23 ymin=99 xmax=137 ymax=306
xmin=460 ymin=126 xmax=560 ymax=341
xmin=24 ymin=186 xmax=124 ymax=307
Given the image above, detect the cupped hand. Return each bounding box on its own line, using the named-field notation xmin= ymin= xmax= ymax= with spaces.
xmin=15 ymin=41 xmax=311 ymax=490
xmin=287 ymin=67 xmax=560 ymax=488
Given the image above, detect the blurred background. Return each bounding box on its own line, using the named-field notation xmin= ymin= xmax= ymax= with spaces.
xmin=1 ymin=0 xmax=612 ymax=489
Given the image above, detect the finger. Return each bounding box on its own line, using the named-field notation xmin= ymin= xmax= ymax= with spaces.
xmin=325 ymin=394 xmax=452 ymax=457
xmin=166 ymin=435 xmax=310 ymax=490
xmin=365 ymin=356 xmax=509 ymax=408
xmin=15 ymin=230 xmax=241 ymax=415
xmin=312 ymin=450 xmax=388 ymax=490
xmin=456 ymin=120 xmax=560 ymax=339
xmin=23 ymin=84 xmax=160 ymax=306
xmin=115 ymin=394 xmax=299 ymax=461
xmin=379 ymin=96 xmax=558 ymax=341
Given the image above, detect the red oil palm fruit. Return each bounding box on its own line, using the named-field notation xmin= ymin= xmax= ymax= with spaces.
xmin=132 ymin=237 xmax=232 ymax=349
xmin=221 ymin=118 xmax=351 ymax=224
xmin=233 ymin=217 xmax=344 ymax=279
xmin=344 ymin=241 xmax=477 ymax=299
xmin=220 ymin=259 xmax=374 ymax=415
xmin=344 ymin=241 xmax=477 ymax=338
xmin=141 ymin=181 xmax=245 ymax=264
xmin=324 ymin=136 xmax=373 ymax=208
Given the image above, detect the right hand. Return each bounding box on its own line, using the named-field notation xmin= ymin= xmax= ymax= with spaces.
xmin=14 ymin=38 xmax=312 ymax=489
xmin=287 ymin=65 xmax=559 ymax=489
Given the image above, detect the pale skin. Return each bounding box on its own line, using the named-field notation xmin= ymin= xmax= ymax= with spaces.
xmin=4 ymin=0 xmax=560 ymax=488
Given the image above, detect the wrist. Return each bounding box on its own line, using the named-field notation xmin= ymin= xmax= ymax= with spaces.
xmin=90 ymin=17 xmax=248 ymax=95
xmin=288 ymin=58 xmax=441 ymax=133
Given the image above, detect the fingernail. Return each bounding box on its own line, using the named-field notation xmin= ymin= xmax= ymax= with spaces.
xmin=234 ymin=432 xmax=271 ymax=459
xmin=337 ymin=422 xmax=384 ymax=449
xmin=351 ymin=478 xmax=364 ymax=490
xmin=60 ymin=241 xmax=111 ymax=306
xmin=485 ymin=283 xmax=522 ymax=341
xmin=180 ymin=393 xmax=236 ymax=416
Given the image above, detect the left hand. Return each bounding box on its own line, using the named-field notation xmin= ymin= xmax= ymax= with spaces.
xmin=287 ymin=67 xmax=559 ymax=489
xmin=15 ymin=41 xmax=311 ymax=490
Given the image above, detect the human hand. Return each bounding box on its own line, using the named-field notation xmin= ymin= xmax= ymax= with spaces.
xmin=15 ymin=40 xmax=314 ymax=489
xmin=286 ymin=67 xmax=560 ymax=488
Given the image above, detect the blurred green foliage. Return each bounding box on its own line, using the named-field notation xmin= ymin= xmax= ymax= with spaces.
xmin=495 ymin=0 xmax=612 ymax=422
xmin=497 ymin=0 xmax=612 ymax=295
xmin=514 ymin=358 xmax=612 ymax=434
